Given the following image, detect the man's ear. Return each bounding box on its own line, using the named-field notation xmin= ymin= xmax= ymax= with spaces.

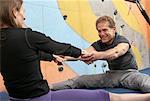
xmin=113 ymin=27 xmax=116 ymax=32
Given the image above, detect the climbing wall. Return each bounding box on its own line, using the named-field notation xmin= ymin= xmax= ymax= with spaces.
xmin=0 ymin=0 xmax=149 ymax=95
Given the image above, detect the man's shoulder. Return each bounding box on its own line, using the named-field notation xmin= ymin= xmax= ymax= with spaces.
xmin=116 ymin=33 xmax=125 ymax=38
xmin=92 ymin=40 xmax=102 ymax=46
xmin=115 ymin=34 xmax=129 ymax=42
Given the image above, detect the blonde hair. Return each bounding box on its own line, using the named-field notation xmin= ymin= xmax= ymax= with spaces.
xmin=0 ymin=0 xmax=23 ymax=28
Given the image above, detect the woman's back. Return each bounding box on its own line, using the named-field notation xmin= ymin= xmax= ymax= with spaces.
xmin=0 ymin=28 xmax=49 ymax=99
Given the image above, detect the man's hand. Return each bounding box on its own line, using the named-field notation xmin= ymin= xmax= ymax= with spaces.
xmin=81 ymin=50 xmax=102 ymax=64
xmin=80 ymin=50 xmax=94 ymax=64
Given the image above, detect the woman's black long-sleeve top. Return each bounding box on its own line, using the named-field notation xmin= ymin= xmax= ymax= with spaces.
xmin=0 ymin=28 xmax=81 ymax=99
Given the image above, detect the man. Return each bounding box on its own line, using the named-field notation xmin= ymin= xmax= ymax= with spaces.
xmin=51 ymin=16 xmax=150 ymax=92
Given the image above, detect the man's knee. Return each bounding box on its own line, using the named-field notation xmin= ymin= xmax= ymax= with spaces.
xmin=140 ymin=77 xmax=150 ymax=92
xmin=121 ymin=72 xmax=150 ymax=92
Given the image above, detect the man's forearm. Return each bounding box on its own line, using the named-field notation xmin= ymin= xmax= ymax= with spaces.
xmin=97 ymin=43 xmax=129 ymax=60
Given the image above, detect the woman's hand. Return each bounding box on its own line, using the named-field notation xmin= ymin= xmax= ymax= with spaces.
xmin=53 ymin=55 xmax=66 ymax=64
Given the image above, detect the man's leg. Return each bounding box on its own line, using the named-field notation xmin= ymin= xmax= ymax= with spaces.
xmin=120 ymin=71 xmax=150 ymax=92
xmin=50 ymin=76 xmax=79 ymax=90
xmin=51 ymin=71 xmax=123 ymax=90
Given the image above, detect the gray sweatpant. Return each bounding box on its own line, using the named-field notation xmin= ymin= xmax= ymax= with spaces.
xmin=52 ymin=69 xmax=150 ymax=92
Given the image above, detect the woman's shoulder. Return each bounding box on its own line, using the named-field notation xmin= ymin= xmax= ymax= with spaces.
xmin=0 ymin=27 xmax=30 ymax=32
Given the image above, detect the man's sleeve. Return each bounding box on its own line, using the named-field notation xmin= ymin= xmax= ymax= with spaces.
xmin=91 ymin=40 xmax=101 ymax=51
xmin=117 ymin=36 xmax=131 ymax=49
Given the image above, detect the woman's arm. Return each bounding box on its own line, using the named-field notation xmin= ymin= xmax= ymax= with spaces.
xmin=26 ymin=29 xmax=82 ymax=58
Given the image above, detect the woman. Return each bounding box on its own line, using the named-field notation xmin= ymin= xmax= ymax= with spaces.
xmin=0 ymin=0 xmax=150 ymax=101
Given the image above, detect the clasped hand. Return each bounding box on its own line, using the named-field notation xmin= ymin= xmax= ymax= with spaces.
xmin=53 ymin=50 xmax=98 ymax=65
xmin=80 ymin=50 xmax=98 ymax=64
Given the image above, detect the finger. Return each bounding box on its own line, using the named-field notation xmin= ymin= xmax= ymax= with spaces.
xmin=81 ymin=53 xmax=93 ymax=58
xmin=81 ymin=56 xmax=93 ymax=61
xmin=83 ymin=60 xmax=93 ymax=65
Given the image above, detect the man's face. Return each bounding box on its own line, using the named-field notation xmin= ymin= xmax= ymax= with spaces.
xmin=96 ymin=21 xmax=116 ymax=44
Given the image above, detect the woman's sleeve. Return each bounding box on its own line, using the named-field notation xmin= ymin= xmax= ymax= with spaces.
xmin=40 ymin=51 xmax=54 ymax=61
xmin=26 ymin=29 xmax=81 ymax=58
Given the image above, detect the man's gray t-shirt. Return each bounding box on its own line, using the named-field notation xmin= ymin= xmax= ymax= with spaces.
xmin=91 ymin=33 xmax=138 ymax=70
